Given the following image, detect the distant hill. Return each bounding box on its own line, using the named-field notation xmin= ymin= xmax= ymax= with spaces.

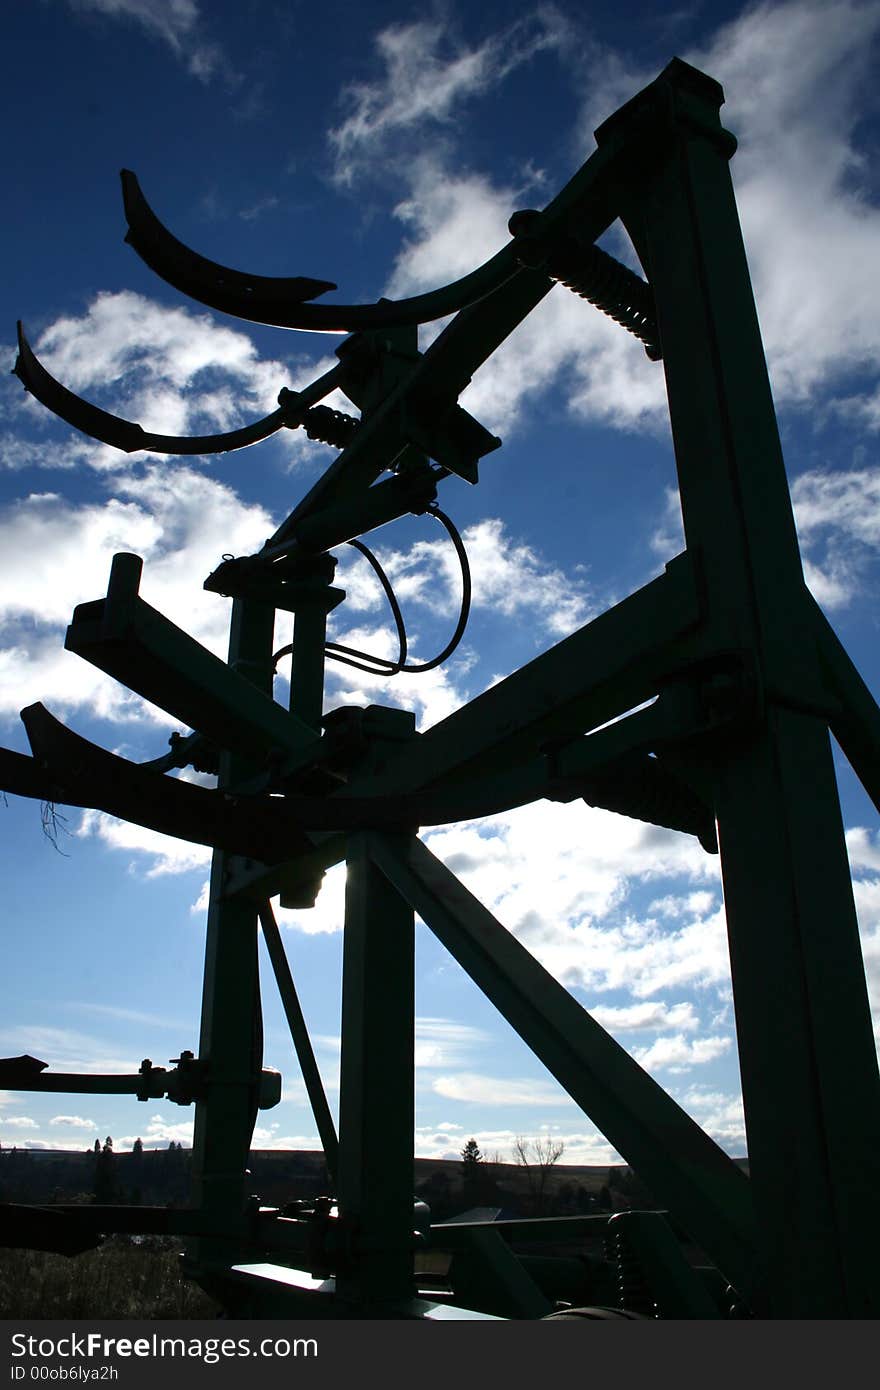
xmin=0 ymin=1146 xmax=749 ymax=1220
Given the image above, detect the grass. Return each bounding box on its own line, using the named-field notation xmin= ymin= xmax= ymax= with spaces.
xmin=0 ymin=1238 xmax=221 ymax=1319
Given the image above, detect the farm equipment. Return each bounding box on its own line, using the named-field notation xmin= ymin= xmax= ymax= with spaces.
xmin=2 ymin=58 xmax=879 ymax=1319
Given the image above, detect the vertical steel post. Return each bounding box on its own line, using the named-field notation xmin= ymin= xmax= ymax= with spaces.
xmin=287 ymin=563 xmax=342 ymax=734
xmin=279 ymin=564 xmax=343 ymax=911
xmin=335 ymin=830 xmax=415 ymax=1307
xmin=600 ymin=61 xmax=880 ymax=1316
xmin=189 ymin=596 xmax=276 ymax=1260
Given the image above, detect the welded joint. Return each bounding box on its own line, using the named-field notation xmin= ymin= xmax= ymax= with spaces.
xmin=545 ymin=653 xmax=765 ymax=804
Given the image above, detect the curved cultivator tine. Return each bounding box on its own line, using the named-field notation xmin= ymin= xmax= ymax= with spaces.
xmin=121 ymin=169 xmax=521 ymax=332
xmin=14 ymin=321 xmax=294 ymax=455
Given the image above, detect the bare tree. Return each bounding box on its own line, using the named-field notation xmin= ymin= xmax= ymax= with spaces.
xmin=512 ymin=1134 xmax=565 ymax=1215
xmin=484 ymin=1148 xmax=506 ymax=1182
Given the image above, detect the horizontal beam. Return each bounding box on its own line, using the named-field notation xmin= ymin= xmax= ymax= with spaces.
xmin=65 ymin=553 xmax=315 ymax=763
xmin=369 ymin=833 xmax=760 ymax=1303
xmin=365 ymin=552 xmax=705 ymax=797
xmin=221 ymin=558 xmax=710 ymax=902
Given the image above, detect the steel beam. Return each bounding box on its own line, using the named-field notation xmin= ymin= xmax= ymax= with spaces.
xmin=65 ymin=552 xmax=315 ymax=762
xmin=188 ymin=597 xmax=276 ymax=1265
xmin=810 ymin=595 xmax=880 ymax=814
xmin=335 ymin=832 xmax=415 ymax=1306
xmin=607 ymin=58 xmax=880 ymax=1316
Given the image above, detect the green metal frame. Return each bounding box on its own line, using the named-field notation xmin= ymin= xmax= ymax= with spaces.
xmin=2 ymin=57 xmax=879 ymax=1319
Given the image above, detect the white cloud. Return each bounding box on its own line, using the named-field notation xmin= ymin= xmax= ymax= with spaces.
xmin=0 ymin=291 xmax=337 ymax=740
xmin=649 ymin=460 xmax=880 ymax=614
xmin=121 ymin=1111 xmax=194 ymax=1147
xmin=850 ymin=864 xmax=880 ymax=1043
xmin=389 ymin=164 xmax=521 ymax=291
xmin=631 ymin=1033 xmax=732 ymax=1074
xmin=646 ymin=891 xmax=718 ymax=921
xmin=423 ymin=801 xmax=723 ymax=996
xmin=77 ymin=810 xmax=212 ymax=877
xmin=274 ymin=867 xmax=347 ymax=937
xmin=412 ymin=1121 xmax=620 ymax=1166
xmin=240 ymin=1130 xmax=323 ymax=1151
xmin=334 ymin=514 xmax=595 ymax=636
xmin=386 ymin=164 xmax=667 ymax=438
xmin=64 ymin=0 xmax=226 ymax=82
xmin=677 ymin=1085 xmax=747 ymax=1154
xmin=792 ymin=467 xmax=880 ymax=551
xmin=0 ymin=1024 xmax=141 ymax=1076
xmin=588 ymin=1000 xmax=699 ymax=1033
xmin=431 ymin=1072 xmax=576 ymax=1107
xmin=687 ymin=1 xmax=880 ymax=410
xmin=415 ymin=1017 xmax=492 ymax=1069
xmin=575 ymin=1 xmax=880 ymax=409
xmin=321 ymin=623 xmax=470 ymax=730
xmin=67 ymin=1002 xmax=182 ymax=1029
xmin=276 ymin=798 xmax=724 ymax=997
xmin=0 ymin=466 xmax=273 ymax=726
xmin=7 ymin=291 xmax=324 ymax=473
xmin=848 ymin=827 xmax=880 ymax=874
xmin=788 ymin=466 xmax=880 ymax=609
xmin=50 ymin=1114 xmax=98 ymax=1129
xmin=24 ymin=294 xmax=265 ymax=446
xmin=330 ymin=12 xmax=569 ymax=183
xmin=2 ymin=1116 xmax=39 ymax=1129
xmin=370 ymin=2 xmax=880 ymax=442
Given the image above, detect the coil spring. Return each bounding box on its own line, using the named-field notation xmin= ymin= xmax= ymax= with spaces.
xmin=549 ymin=238 xmax=661 ymax=359
xmin=604 ymin=1228 xmax=658 ymax=1318
xmin=302 ymin=404 xmax=360 ymax=448
xmin=580 ymin=755 xmax=717 ymax=853
xmin=509 ymin=210 xmax=661 ymax=360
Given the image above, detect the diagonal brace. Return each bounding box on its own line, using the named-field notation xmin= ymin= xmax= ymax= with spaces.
xmin=809 ymin=594 xmax=880 ymax=814
xmin=367 ymin=833 xmax=760 ymax=1306
xmin=257 ymin=902 xmax=339 ymax=1184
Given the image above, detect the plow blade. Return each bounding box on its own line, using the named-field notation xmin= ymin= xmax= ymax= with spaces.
xmin=121 ymin=169 xmax=520 ymax=332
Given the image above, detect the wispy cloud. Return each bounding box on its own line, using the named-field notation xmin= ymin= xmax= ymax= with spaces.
xmin=361 ymin=1 xmax=880 ymax=440
xmin=66 ymin=1002 xmax=183 ymax=1030
xmin=431 ymin=1072 xmax=575 ymax=1107
xmin=791 ymin=464 xmax=880 ymax=609
xmin=679 ymin=0 xmax=880 ymax=413
xmin=676 ymin=1085 xmax=747 ymax=1153
xmin=415 ymin=1017 xmax=492 ymax=1069
xmin=63 ymin=0 xmax=228 ymax=83
xmin=330 ymin=10 xmax=570 ymax=184
xmin=0 ymin=1024 xmax=143 ymax=1075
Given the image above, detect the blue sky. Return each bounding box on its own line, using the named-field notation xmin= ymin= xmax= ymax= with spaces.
xmin=1 ymin=0 xmax=878 ymax=1167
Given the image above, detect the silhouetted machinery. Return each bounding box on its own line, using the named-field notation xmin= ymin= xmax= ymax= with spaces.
xmin=2 ymin=59 xmax=879 ymax=1319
